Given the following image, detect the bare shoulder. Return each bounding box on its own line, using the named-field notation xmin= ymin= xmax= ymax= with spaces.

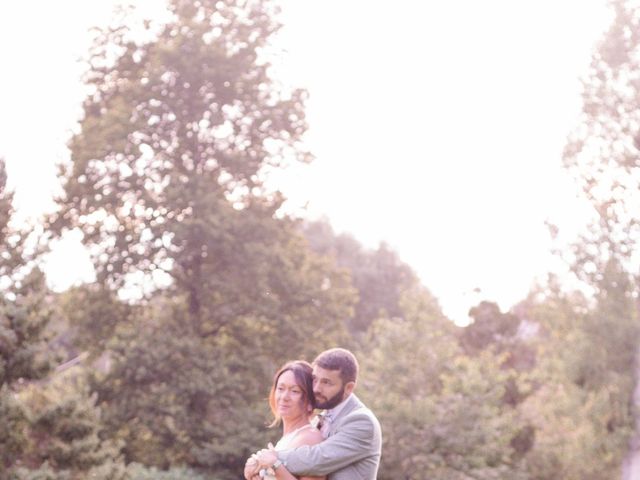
xmin=290 ymin=426 xmax=323 ymax=448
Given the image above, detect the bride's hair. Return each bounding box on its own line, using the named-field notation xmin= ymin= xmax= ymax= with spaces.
xmin=268 ymin=360 xmax=316 ymax=427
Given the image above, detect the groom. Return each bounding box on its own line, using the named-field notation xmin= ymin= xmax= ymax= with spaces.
xmin=258 ymin=347 xmax=382 ymax=479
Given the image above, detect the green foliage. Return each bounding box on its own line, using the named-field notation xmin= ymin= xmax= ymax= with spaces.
xmin=55 ymin=285 xmax=134 ymax=358
xmin=49 ymin=0 xmax=310 ymax=311
xmin=73 ymin=213 xmax=356 ymax=476
xmin=0 ymin=159 xmax=41 ymax=285
xmin=542 ymin=4 xmax=640 ymax=474
xmin=0 ymin=387 xmax=29 ymax=470
xmin=0 ymin=158 xmax=13 ymax=253
xmin=3 ymin=0 xmax=638 ymax=478
xmin=7 ymin=462 xmax=67 ymax=480
xmin=91 ymin=287 xmax=346 ymax=479
xmin=170 ymin=212 xmax=356 ymax=352
xmin=0 ymin=273 xmax=53 ymax=388
xmin=302 ymin=219 xmax=422 ymax=335
xmin=42 ymin=4 xmax=358 ymax=476
xmin=460 ymin=301 xmax=520 ymax=354
xmin=518 ymin=284 xmax=635 ymax=479
xmin=0 ymin=178 xmax=128 ymax=479
xmin=518 ymin=380 xmax=629 ymax=480
xmin=563 ymin=0 xmax=640 ymax=267
xmin=360 ymin=289 xmax=525 ymax=480
xmin=124 ymin=463 xmax=209 ymax=479
xmin=0 ymin=163 xmax=54 ymax=476
xmin=560 ymin=2 xmax=640 ymax=473
xmin=0 ymin=158 xmax=26 ymax=284
xmin=7 ymin=370 xmax=127 ymax=480
xmin=581 ymin=259 xmax=639 ymax=388
xmin=30 ymin=390 xmax=122 ymax=472
xmin=459 ymin=301 xmax=537 ymax=407
xmin=9 ymin=461 xmax=125 ymax=480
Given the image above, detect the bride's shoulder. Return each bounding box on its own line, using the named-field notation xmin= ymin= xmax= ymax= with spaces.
xmin=291 ymin=425 xmax=323 ymax=448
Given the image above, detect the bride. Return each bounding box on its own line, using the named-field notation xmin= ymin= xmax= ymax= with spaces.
xmin=244 ymin=360 xmax=325 ymax=480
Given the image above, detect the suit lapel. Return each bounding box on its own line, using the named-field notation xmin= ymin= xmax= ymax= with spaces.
xmin=329 ymin=394 xmax=362 ymax=435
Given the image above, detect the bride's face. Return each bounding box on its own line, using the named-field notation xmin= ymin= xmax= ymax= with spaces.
xmin=275 ymin=370 xmax=308 ymax=419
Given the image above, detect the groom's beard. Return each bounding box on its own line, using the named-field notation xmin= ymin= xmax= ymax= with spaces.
xmin=315 ymin=385 xmax=345 ymax=410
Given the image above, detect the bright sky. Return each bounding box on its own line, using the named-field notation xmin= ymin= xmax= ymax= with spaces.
xmin=0 ymin=1 xmax=610 ymax=324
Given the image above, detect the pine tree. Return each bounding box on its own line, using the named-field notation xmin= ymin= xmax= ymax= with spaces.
xmin=0 ymin=158 xmax=52 ymax=475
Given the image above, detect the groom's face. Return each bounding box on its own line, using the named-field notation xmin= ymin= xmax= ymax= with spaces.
xmin=312 ymin=365 xmax=352 ymax=410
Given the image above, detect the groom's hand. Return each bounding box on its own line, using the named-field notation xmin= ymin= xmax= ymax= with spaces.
xmin=256 ymin=442 xmax=279 ymax=468
xmin=244 ymin=453 xmax=260 ymax=480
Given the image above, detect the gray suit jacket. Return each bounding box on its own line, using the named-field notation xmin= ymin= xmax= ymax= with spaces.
xmin=279 ymin=394 xmax=382 ymax=480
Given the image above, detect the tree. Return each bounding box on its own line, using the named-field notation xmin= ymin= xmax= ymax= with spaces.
xmin=0 ymin=263 xmax=56 ymax=474
xmin=88 ymin=247 xmax=354 ymax=479
xmin=54 ymin=284 xmax=134 ymax=360
xmin=302 ymin=219 xmax=422 ymax=335
xmin=562 ymin=0 xmax=640 ymax=286
xmin=45 ymin=6 xmax=360 ymax=475
xmin=93 ymin=298 xmax=274 ymax=475
xmin=0 ymin=161 xmax=132 ymax=479
xmin=561 ymin=2 xmax=640 ymax=475
xmin=49 ymin=0 xmax=311 ymax=323
xmin=12 ymin=376 xmax=127 ymax=480
xmin=0 ymin=166 xmax=124 ymax=480
xmin=46 ymin=0 xmax=358 ymax=378
xmin=360 ymin=289 xmax=527 ymax=480
xmin=0 ymin=159 xmax=11 ymax=252
xmin=0 ymin=159 xmax=52 ymax=475
xmin=459 ymin=301 xmax=521 ymax=354
xmin=0 ymin=159 xmax=24 ymax=284
xmin=560 ymin=0 xmax=640 ymax=411
xmin=516 ymin=283 xmax=634 ymax=480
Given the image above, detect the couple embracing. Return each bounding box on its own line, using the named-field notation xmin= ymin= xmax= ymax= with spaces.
xmin=244 ymin=348 xmax=382 ymax=480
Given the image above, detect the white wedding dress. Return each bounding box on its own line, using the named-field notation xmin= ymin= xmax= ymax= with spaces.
xmin=262 ymin=423 xmax=315 ymax=479
xmin=275 ymin=423 xmax=315 ymax=451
